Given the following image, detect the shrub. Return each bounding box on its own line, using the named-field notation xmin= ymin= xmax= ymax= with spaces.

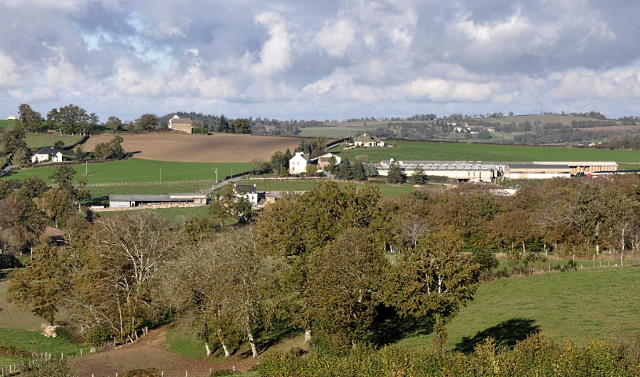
xmin=20 ymin=357 xmax=73 ymax=377
xmin=122 ymin=368 xmax=161 ymax=377
xmin=84 ymin=327 xmax=113 ymax=347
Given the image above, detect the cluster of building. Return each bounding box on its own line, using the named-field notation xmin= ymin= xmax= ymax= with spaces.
xmin=168 ymin=115 xmax=194 ymax=133
xmin=376 ymin=159 xmax=620 ymax=181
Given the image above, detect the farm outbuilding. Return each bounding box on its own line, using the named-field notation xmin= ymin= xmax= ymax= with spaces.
xmin=168 ymin=115 xmax=193 ymax=134
xmin=533 ymin=161 xmax=618 ymax=175
xmin=376 ymin=159 xmax=499 ymax=182
xmin=109 ymin=193 xmax=207 ymax=208
xmin=503 ymin=163 xmax=571 ymax=179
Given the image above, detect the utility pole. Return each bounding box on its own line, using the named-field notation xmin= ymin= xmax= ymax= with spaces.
xmin=85 ymin=160 xmax=88 ymax=176
xmin=215 ymin=168 xmax=218 ymax=184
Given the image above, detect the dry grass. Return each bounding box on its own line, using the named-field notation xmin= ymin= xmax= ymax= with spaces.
xmin=83 ymin=133 xmax=301 ymax=163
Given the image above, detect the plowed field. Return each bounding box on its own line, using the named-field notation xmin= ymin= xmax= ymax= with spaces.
xmin=83 ymin=133 xmax=301 ymax=163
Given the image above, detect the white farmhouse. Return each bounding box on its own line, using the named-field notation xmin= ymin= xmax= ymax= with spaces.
xmin=31 ymin=148 xmax=63 ymax=164
xmin=289 ymin=152 xmax=309 ymax=175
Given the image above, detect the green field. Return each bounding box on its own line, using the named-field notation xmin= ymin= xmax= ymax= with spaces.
xmin=96 ymin=206 xmax=210 ymax=223
xmin=398 ymin=267 xmax=640 ymax=351
xmin=0 ymin=281 xmax=43 ymax=331
xmin=2 ymin=160 xmax=252 ymax=184
xmin=338 ymin=140 xmax=640 ymax=163
xmin=231 ymin=179 xmax=415 ymax=198
xmin=0 ymin=119 xmax=15 ymax=130
xmin=88 ymin=183 xmax=213 ymax=202
xmin=25 ymin=134 xmax=83 ymax=150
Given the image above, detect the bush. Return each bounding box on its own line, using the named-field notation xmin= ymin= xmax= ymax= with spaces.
xmin=0 ymin=254 xmax=22 ymax=269
xmin=20 ymin=357 xmax=73 ymax=377
xmin=84 ymin=327 xmax=113 ymax=347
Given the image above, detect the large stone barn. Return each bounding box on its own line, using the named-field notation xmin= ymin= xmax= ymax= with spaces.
xmin=168 ymin=115 xmax=194 ymax=134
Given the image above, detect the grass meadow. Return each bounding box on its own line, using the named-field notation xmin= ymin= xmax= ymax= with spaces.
xmin=96 ymin=206 xmax=210 ymax=223
xmin=0 ymin=119 xmax=14 ymax=130
xmin=0 ymin=281 xmax=87 ymax=367
xmin=397 ymin=266 xmax=640 ymax=351
xmin=25 ymin=134 xmax=83 ymax=150
xmin=2 ymin=160 xmax=252 ymax=184
xmin=230 ymin=179 xmax=416 ymax=198
xmin=337 ymin=140 xmax=640 ymax=163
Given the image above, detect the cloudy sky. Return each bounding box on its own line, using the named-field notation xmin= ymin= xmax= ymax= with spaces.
xmin=1 ymin=0 xmax=640 ymax=121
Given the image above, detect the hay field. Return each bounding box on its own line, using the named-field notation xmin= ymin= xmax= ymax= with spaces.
xmin=483 ymin=114 xmax=618 ymax=126
xmin=83 ymin=133 xmax=301 ymax=163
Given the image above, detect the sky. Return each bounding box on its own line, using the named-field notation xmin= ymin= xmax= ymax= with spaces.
xmin=2 ymin=0 xmax=640 ymax=121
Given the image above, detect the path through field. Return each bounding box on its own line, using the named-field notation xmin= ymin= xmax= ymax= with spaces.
xmin=69 ymin=329 xmax=258 ymax=377
xmin=83 ymin=133 xmax=301 ymax=163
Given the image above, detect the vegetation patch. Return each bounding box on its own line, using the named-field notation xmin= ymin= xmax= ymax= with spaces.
xmin=338 ymin=140 xmax=640 ymax=163
xmin=398 ymin=267 xmax=640 ymax=350
xmin=0 ymin=328 xmax=84 ymax=356
xmin=3 ymin=160 xmax=251 ymax=184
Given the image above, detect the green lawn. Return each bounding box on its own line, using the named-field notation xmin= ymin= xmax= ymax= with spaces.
xmin=2 ymin=160 xmax=252 ymax=184
xmin=397 ymin=267 xmax=640 ymax=351
xmin=0 ymin=328 xmax=86 ymax=357
xmin=0 ymin=119 xmax=14 ymax=130
xmin=0 ymin=281 xmax=44 ymax=331
xmin=88 ymin=183 xmax=213 ymax=202
xmin=96 ymin=206 xmax=210 ymax=223
xmin=338 ymin=140 xmax=640 ymax=163
xmin=25 ymin=134 xmax=83 ymax=150
xmin=232 ymin=179 xmax=415 ymax=199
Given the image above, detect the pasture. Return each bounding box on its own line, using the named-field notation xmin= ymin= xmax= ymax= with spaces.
xmin=0 ymin=281 xmax=43 ymax=331
xmin=0 ymin=119 xmax=14 ymax=130
xmin=96 ymin=206 xmax=210 ymax=223
xmin=338 ymin=140 xmax=640 ymax=163
xmin=25 ymin=134 xmax=83 ymax=150
xmin=2 ymin=160 xmax=252 ymax=184
xmin=82 ymin=133 xmax=301 ymax=163
xmin=398 ymin=267 xmax=640 ymax=351
xmin=230 ymin=179 xmax=416 ymax=198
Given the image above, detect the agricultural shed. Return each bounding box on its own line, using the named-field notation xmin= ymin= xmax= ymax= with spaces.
xmin=109 ymin=193 xmax=207 ymax=208
xmin=377 ymin=159 xmax=499 ymax=182
xmin=533 ymin=161 xmax=618 ymax=175
xmin=504 ymin=163 xmax=570 ymax=179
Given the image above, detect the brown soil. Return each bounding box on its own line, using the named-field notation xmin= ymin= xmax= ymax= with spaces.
xmin=68 ymin=329 xmax=259 ymax=377
xmin=83 ymin=133 xmax=301 ymax=163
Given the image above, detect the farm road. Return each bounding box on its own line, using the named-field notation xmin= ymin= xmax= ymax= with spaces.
xmin=68 ymin=328 xmax=257 ymax=377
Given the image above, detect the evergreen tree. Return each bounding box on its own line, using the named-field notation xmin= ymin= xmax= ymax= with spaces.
xmin=387 ymin=161 xmax=406 ymax=184
xmin=353 ymin=161 xmax=366 ymax=181
xmin=217 ymin=115 xmax=230 ymax=133
xmin=412 ymin=164 xmax=427 ymax=185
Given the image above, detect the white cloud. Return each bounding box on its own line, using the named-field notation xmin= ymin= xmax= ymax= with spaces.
xmin=316 ymin=19 xmax=356 ymax=57
xmin=0 ymin=52 xmax=18 ymax=88
xmin=401 ymin=78 xmax=502 ymax=102
xmin=113 ymin=58 xmax=168 ymax=97
xmin=250 ymin=11 xmax=293 ymax=77
xmin=552 ymin=68 xmax=640 ymax=100
xmin=303 ymin=68 xmax=353 ymax=93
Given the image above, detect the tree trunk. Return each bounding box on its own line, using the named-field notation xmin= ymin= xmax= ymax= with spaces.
xmin=304 ymin=327 xmax=312 ymax=343
xmin=247 ymin=329 xmax=258 ymax=358
xmin=205 ymin=342 xmax=211 ymax=356
xmin=221 ymin=342 xmax=230 ymax=357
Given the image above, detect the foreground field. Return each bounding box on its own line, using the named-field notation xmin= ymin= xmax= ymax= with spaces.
xmin=398 ymin=267 xmax=640 ymax=351
xmin=338 ymin=140 xmax=640 ymax=163
xmin=3 ymin=160 xmax=251 ymax=184
xmin=233 ymin=179 xmax=416 ymax=198
xmin=83 ymin=133 xmax=301 ymax=163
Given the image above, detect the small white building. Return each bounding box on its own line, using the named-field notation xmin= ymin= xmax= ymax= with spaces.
xmin=235 ymin=184 xmax=259 ymax=206
xmin=289 ymin=152 xmax=309 ymax=175
xmin=7 ymin=115 xmax=17 ymax=120
xmin=316 ymin=153 xmax=342 ymax=171
xmin=31 ymin=148 xmax=63 ymax=164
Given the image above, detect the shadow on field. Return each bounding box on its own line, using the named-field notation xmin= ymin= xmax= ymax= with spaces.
xmin=367 ymin=306 xmax=434 ymax=347
xmin=455 ymin=318 xmax=540 ymax=353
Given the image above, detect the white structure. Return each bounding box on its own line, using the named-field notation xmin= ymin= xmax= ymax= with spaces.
xmin=376 ymin=159 xmax=499 ymax=182
xmin=31 ymin=148 xmax=63 ymax=164
xmin=353 ymin=132 xmax=385 ymax=147
xmin=289 ymin=152 xmax=309 ymax=174
xmin=7 ymin=115 xmax=17 ymax=120
xmin=316 ymin=153 xmax=342 ymax=171
xmin=235 ymin=184 xmax=259 ymax=206
xmin=168 ymin=115 xmax=193 ymax=133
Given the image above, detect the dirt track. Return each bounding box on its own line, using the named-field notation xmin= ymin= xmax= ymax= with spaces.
xmin=68 ymin=329 xmax=258 ymax=377
xmin=83 ymin=133 xmax=301 ymax=163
